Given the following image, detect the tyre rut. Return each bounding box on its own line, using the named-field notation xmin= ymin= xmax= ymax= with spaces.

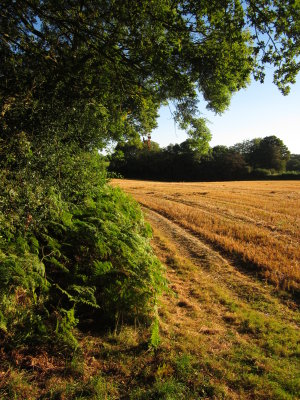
xmin=143 ymin=206 xmax=299 ymax=326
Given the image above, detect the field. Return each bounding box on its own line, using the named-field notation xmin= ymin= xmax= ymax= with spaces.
xmin=114 ymin=179 xmax=300 ymax=294
xmin=1 ymin=180 xmax=300 ymax=399
xmin=109 ymin=178 xmax=300 ymax=399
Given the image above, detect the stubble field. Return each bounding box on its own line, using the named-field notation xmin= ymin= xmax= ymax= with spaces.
xmin=113 ymin=179 xmax=300 ymax=294
xmin=108 ymin=178 xmax=300 ymax=399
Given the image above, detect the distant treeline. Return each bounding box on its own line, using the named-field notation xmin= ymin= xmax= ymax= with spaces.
xmin=108 ymin=136 xmax=300 ymax=181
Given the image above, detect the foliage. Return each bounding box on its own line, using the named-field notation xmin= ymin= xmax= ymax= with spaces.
xmin=0 ymin=0 xmax=299 ymax=354
xmin=108 ymin=139 xmax=203 ymax=181
xmin=286 ymin=154 xmax=300 ymax=172
xmin=1 ymin=0 xmax=300 ymax=149
xmin=109 ymin=135 xmax=293 ymax=181
xmin=233 ymin=136 xmax=290 ymax=171
xmin=0 ymin=174 xmax=165 ymax=349
xmin=0 ymin=137 xmax=165 ymax=349
xmin=150 ymin=308 xmax=161 ymax=350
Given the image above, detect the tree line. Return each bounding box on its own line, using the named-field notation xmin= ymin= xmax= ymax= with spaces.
xmin=109 ymin=135 xmax=300 ymax=181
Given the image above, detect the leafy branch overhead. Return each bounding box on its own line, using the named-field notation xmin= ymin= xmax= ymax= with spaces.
xmin=1 ymin=0 xmax=299 ymax=145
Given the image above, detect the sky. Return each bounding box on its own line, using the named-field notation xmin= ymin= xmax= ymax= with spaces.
xmin=151 ymin=69 xmax=300 ymax=154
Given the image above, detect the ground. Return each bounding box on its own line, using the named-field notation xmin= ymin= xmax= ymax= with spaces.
xmin=1 ymin=180 xmax=299 ymax=400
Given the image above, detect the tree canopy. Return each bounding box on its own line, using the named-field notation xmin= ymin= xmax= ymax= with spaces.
xmin=234 ymin=135 xmax=291 ymax=171
xmin=1 ymin=0 xmax=300 ymax=149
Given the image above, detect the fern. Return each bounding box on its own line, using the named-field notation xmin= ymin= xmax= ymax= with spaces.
xmin=150 ymin=314 xmax=161 ymax=350
xmin=68 ymin=285 xmax=100 ymax=309
xmin=55 ymin=307 xmax=79 ymax=350
xmin=1 ymin=150 xmax=166 ymax=352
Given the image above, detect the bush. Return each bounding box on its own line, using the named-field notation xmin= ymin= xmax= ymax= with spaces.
xmin=0 ymin=150 xmax=165 ymax=351
xmin=250 ymin=168 xmax=272 ymax=178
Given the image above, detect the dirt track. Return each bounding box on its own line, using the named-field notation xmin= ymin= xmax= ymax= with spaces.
xmin=113 ymin=179 xmax=300 ymax=293
xmin=144 ymin=206 xmax=298 ymax=324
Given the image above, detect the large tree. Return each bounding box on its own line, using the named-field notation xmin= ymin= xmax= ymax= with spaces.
xmin=232 ymin=136 xmax=291 ymax=171
xmin=250 ymin=135 xmax=291 ymax=171
xmin=1 ymin=0 xmax=299 ymax=150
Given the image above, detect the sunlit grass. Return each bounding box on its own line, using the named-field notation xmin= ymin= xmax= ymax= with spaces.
xmin=1 ymin=217 xmax=299 ymax=399
xmin=2 ymin=180 xmax=299 ymax=399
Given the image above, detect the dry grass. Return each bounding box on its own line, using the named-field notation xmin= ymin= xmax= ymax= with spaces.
xmin=1 ymin=201 xmax=299 ymax=399
xmin=112 ymin=179 xmax=300 ymax=292
xmin=147 ymin=222 xmax=300 ymax=399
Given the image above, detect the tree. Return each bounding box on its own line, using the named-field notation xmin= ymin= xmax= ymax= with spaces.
xmin=287 ymin=154 xmax=300 ymax=172
xmin=232 ymin=136 xmax=290 ymax=171
xmin=108 ymin=140 xmax=163 ymax=179
xmin=210 ymin=146 xmax=248 ymax=180
xmin=246 ymin=136 xmax=290 ymax=171
xmin=1 ymin=0 xmax=299 ymax=151
xmin=253 ymin=136 xmax=290 ymax=171
xmin=231 ymin=138 xmax=261 ymax=164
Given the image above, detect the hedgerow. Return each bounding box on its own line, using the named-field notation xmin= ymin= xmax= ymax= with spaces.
xmin=0 ymin=147 xmax=165 ymax=351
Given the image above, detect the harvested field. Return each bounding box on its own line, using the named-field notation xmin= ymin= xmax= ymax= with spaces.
xmin=112 ymin=180 xmax=300 ymax=294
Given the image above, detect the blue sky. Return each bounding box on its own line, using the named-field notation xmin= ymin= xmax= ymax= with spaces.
xmin=151 ymin=70 xmax=300 ymax=153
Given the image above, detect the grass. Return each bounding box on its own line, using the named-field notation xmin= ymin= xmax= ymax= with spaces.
xmin=147 ymin=227 xmax=300 ymax=399
xmin=113 ymin=179 xmax=300 ymax=293
xmin=1 ymin=179 xmax=299 ymax=399
xmin=1 ymin=230 xmax=299 ymax=398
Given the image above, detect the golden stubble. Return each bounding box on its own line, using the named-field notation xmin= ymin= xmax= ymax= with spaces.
xmin=112 ymin=179 xmax=300 ymax=292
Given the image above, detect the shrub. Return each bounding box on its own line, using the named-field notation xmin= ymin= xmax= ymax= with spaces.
xmin=250 ymin=168 xmax=272 ymax=178
xmin=0 ymin=150 xmax=166 ymax=351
